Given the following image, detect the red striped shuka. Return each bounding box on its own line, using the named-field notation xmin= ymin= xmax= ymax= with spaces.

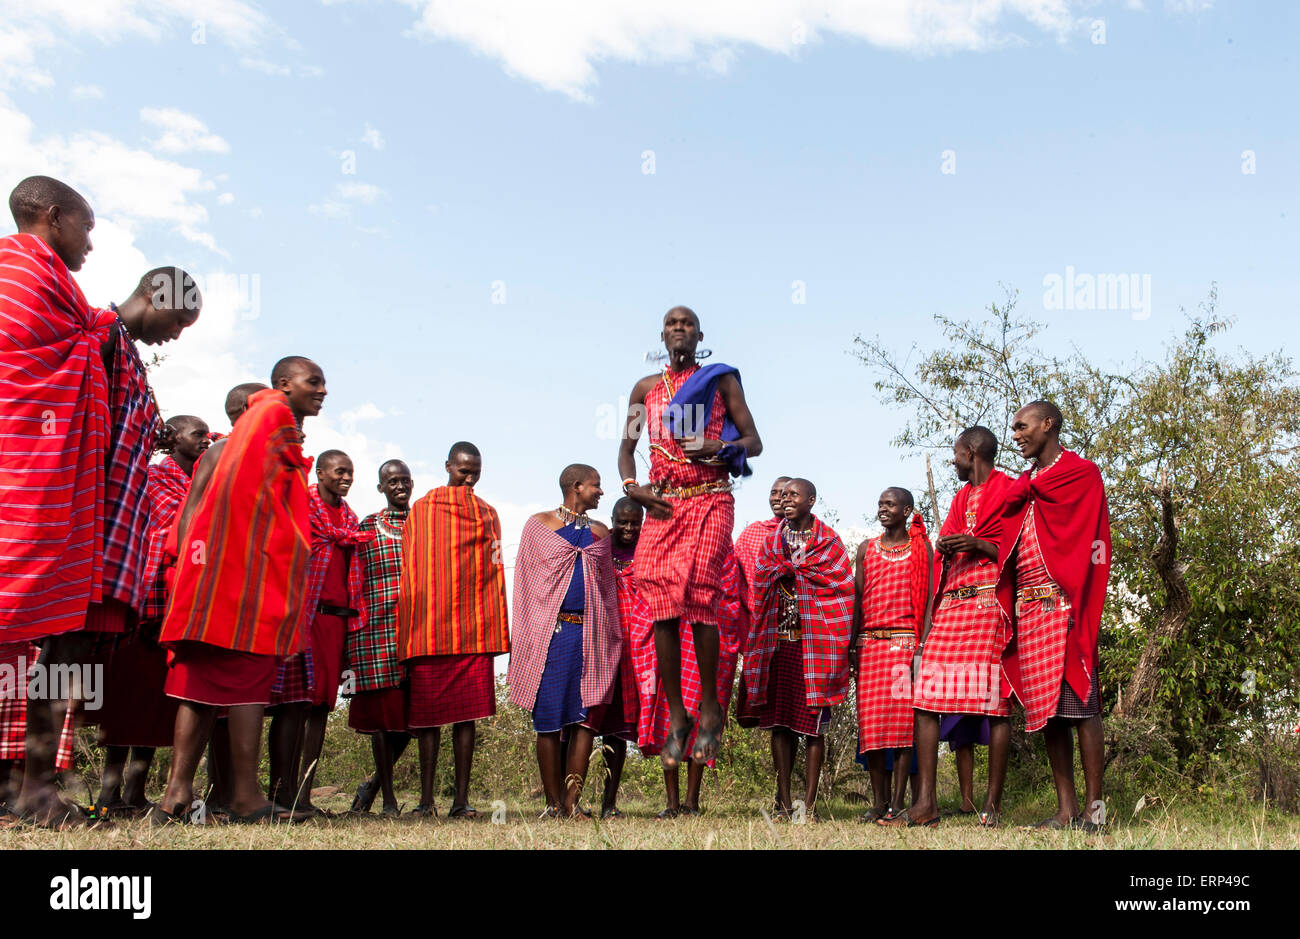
xmin=396 ymin=485 xmax=509 ymax=660
xmin=159 ymin=389 xmax=312 ymax=656
xmin=0 ymin=234 xmax=116 ymax=643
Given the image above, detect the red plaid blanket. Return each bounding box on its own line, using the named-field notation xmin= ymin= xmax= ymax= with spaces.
xmin=507 ymin=518 xmax=621 ymax=711
xmin=348 ymin=509 xmax=406 ymax=692
xmin=745 ymin=516 xmax=853 ymax=709
xmin=100 ymin=318 xmax=161 ymax=612
xmin=734 ymin=516 xmax=779 ymax=620
xmin=0 ymin=234 xmax=115 ymax=642
xmin=141 ymin=456 xmax=190 ymax=620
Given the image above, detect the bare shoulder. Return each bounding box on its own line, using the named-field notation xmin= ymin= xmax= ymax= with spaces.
xmin=629 ymin=373 xmax=658 ymax=401
xmin=589 ymin=520 xmax=610 ymax=540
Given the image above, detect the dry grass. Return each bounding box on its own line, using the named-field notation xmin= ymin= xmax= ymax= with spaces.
xmin=5 ymin=791 xmax=1299 ymax=850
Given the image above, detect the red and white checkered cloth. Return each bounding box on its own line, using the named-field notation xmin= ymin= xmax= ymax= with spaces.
xmin=744 ymin=516 xmax=853 ymax=709
xmin=915 ymin=484 xmax=1012 ymax=717
xmin=1004 ymin=509 xmax=1070 ymax=732
xmin=734 ymin=517 xmax=780 ymax=621
xmin=141 ymin=456 xmax=190 ymax=620
xmin=507 ymin=518 xmax=621 ymax=711
xmin=855 ymin=537 xmax=918 ymax=751
xmin=635 ymin=548 xmax=743 ymax=757
xmin=0 ymin=641 xmax=77 ymax=770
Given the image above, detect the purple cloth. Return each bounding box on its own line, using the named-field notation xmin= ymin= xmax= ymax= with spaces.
xmin=662 ymin=362 xmax=752 ymax=477
xmin=939 ymin=714 xmax=991 ymax=750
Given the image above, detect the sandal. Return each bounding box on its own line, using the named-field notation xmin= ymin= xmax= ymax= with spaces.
xmin=858 ymin=807 xmax=887 ymax=824
xmin=411 ymin=804 xmax=438 ymax=818
xmin=654 ymin=808 xmax=679 ymax=820
xmin=538 ymin=806 xmax=561 ymax=820
xmin=1028 ymin=816 xmax=1071 ymax=831
xmin=679 ymin=805 xmax=700 ymax=817
xmin=350 ymin=777 xmax=378 ymax=814
xmin=600 ymin=807 xmax=623 ymax=820
xmin=448 ymin=804 xmax=479 ymax=820
xmin=690 ymin=714 xmax=724 ymax=765
xmin=379 ymin=804 xmax=401 ymax=818
xmin=978 ymin=810 xmax=1000 ymax=829
xmin=877 ymin=810 xmax=940 ymax=828
xmin=228 ymin=803 xmax=295 ymax=825
xmin=661 ymin=718 xmax=694 ymax=770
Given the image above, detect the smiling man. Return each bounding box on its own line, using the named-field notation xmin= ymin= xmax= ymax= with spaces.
xmin=345 ymin=460 xmax=416 ymax=816
xmin=154 ymin=357 xmax=324 ymax=824
xmin=397 ymin=442 xmax=510 ymax=818
xmin=267 ymin=449 xmax=371 ymax=815
xmin=617 ymin=305 xmax=762 ymax=768
xmin=996 ymin=401 xmax=1111 ymax=831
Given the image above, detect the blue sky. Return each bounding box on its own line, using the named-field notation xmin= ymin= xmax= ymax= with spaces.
xmin=2 ymin=0 xmax=1295 ymax=553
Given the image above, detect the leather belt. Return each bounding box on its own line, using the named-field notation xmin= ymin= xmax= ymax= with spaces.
xmin=555 ymin=612 xmax=583 ymax=632
xmin=863 ymin=629 xmax=914 ymax=641
xmin=944 ymin=584 xmax=995 ymax=601
xmin=1017 ymin=584 xmax=1060 ymax=601
xmin=318 ymin=602 xmax=359 ymax=618
xmin=651 ymin=479 xmax=733 ymax=499
xmin=776 ymin=627 xmax=802 ymax=641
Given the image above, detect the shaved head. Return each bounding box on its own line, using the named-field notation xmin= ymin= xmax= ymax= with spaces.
xmin=317 ymin=449 xmax=350 ymax=471
xmin=9 ymin=175 xmax=89 ymax=228
xmin=612 ymin=496 xmax=643 ymax=518
xmin=1021 ymin=400 xmax=1064 ymax=436
xmin=448 ymin=441 xmax=481 ymax=462
xmin=957 ymin=425 xmax=998 ymax=462
xmin=270 ymin=355 xmax=317 ymax=386
xmin=665 ymin=305 xmax=700 ymax=329
xmin=165 ymin=414 xmax=205 ymax=434
xmin=224 ymin=382 xmax=268 ymax=424
xmin=559 ymin=463 xmax=598 ymax=494
xmin=379 ymin=459 xmax=410 ymax=482
xmin=785 ymin=477 xmax=817 ymax=500
xmin=133 ymin=266 xmax=201 ymax=313
xmin=885 ymin=486 xmax=915 ymax=510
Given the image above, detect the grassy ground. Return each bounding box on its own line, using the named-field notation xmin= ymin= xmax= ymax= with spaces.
xmin=5 ymin=791 xmax=1299 ymax=849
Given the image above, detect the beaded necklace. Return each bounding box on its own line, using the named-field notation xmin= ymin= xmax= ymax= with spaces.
xmin=875 ymin=537 xmax=911 ymax=563
xmin=554 ymin=505 xmax=591 ymax=529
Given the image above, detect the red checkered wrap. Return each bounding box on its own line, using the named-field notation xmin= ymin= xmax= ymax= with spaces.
xmin=141 ymin=456 xmax=190 ymax=620
xmin=507 ymin=519 xmax=621 ymax=711
xmin=734 ymin=517 xmax=780 ymax=620
xmin=860 ymin=537 xmax=920 ymax=634
xmin=1005 ymin=510 xmax=1071 ymax=732
xmin=588 ymin=551 xmax=643 ymax=737
xmin=0 ymin=641 xmax=77 ymax=770
xmin=915 ymin=482 xmax=1012 ymax=717
xmin=855 ymin=632 xmax=916 ymax=751
xmin=744 ymin=516 xmax=853 ymax=709
xmin=406 ymin=654 xmax=496 ymax=728
xmin=635 ymin=547 xmax=743 ymax=758
xmin=272 ymin=488 xmax=371 ymax=700
xmin=346 ymin=510 xmax=405 ymax=692
xmin=738 ymin=637 xmax=829 ymax=736
xmin=99 ymin=319 xmax=161 ymax=616
xmin=634 ymin=491 xmax=734 ymax=626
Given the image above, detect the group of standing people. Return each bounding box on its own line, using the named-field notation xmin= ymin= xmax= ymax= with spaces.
xmin=0 ymin=174 xmax=1110 ymax=831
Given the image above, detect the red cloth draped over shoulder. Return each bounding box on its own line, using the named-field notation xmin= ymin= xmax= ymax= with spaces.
xmin=932 ymin=470 xmax=1014 ymax=592
xmin=507 ymin=517 xmax=621 ymax=711
xmin=0 ymin=234 xmax=116 ymax=642
xmin=995 ymin=450 xmax=1111 ymax=703
xmin=744 ymin=516 xmax=854 ymax=709
xmin=396 ymin=485 xmax=510 ymax=659
xmin=160 ymin=389 xmax=312 ymax=655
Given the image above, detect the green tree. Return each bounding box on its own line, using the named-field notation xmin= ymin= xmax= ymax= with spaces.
xmin=853 ymin=286 xmax=1300 ymax=764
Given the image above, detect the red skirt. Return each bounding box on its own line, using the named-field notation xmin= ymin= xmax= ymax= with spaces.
xmin=738 ymin=637 xmax=829 ymax=737
xmin=855 ymin=633 xmax=916 ymax=752
xmin=406 ymin=654 xmax=495 ymax=729
xmin=97 ymin=630 xmax=179 ymax=747
xmin=164 ymin=641 xmax=278 ymax=707
xmin=1008 ymin=597 xmax=1072 ymax=732
xmin=913 ymin=592 xmax=1012 ymax=718
xmin=271 ymin=612 xmax=346 ymax=709
xmin=347 ymin=686 xmax=408 ymax=733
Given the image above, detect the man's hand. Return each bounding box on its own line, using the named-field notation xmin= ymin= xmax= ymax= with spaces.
xmin=678 ymin=435 xmax=723 ymax=460
xmin=629 ymin=485 xmax=673 ymax=521
xmin=937 ymin=534 xmax=978 ymax=555
xmin=155 ymin=421 xmax=176 ymax=453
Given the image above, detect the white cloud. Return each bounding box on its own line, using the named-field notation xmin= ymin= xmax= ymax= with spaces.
xmin=239 ymin=55 xmax=291 ymax=76
xmin=217 ymin=191 xmax=235 ymax=204
xmin=71 ymin=84 xmax=104 ymax=100
xmin=0 ymin=96 xmax=221 ymax=251
xmin=308 ymin=180 xmax=386 ymax=219
xmin=400 ymin=0 xmax=1082 ymax=99
xmin=141 ymin=107 xmax=231 ymax=155
xmin=361 ymin=122 xmax=385 ymax=150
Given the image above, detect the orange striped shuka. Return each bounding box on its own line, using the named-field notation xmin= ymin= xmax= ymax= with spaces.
xmin=159 ymin=389 xmax=312 ymax=656
xmin=395 ymin=485 xmax=509 ymax=660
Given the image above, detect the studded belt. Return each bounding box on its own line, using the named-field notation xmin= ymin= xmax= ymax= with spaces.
xmin=651 ymin=479 xmax=733 ymax=499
